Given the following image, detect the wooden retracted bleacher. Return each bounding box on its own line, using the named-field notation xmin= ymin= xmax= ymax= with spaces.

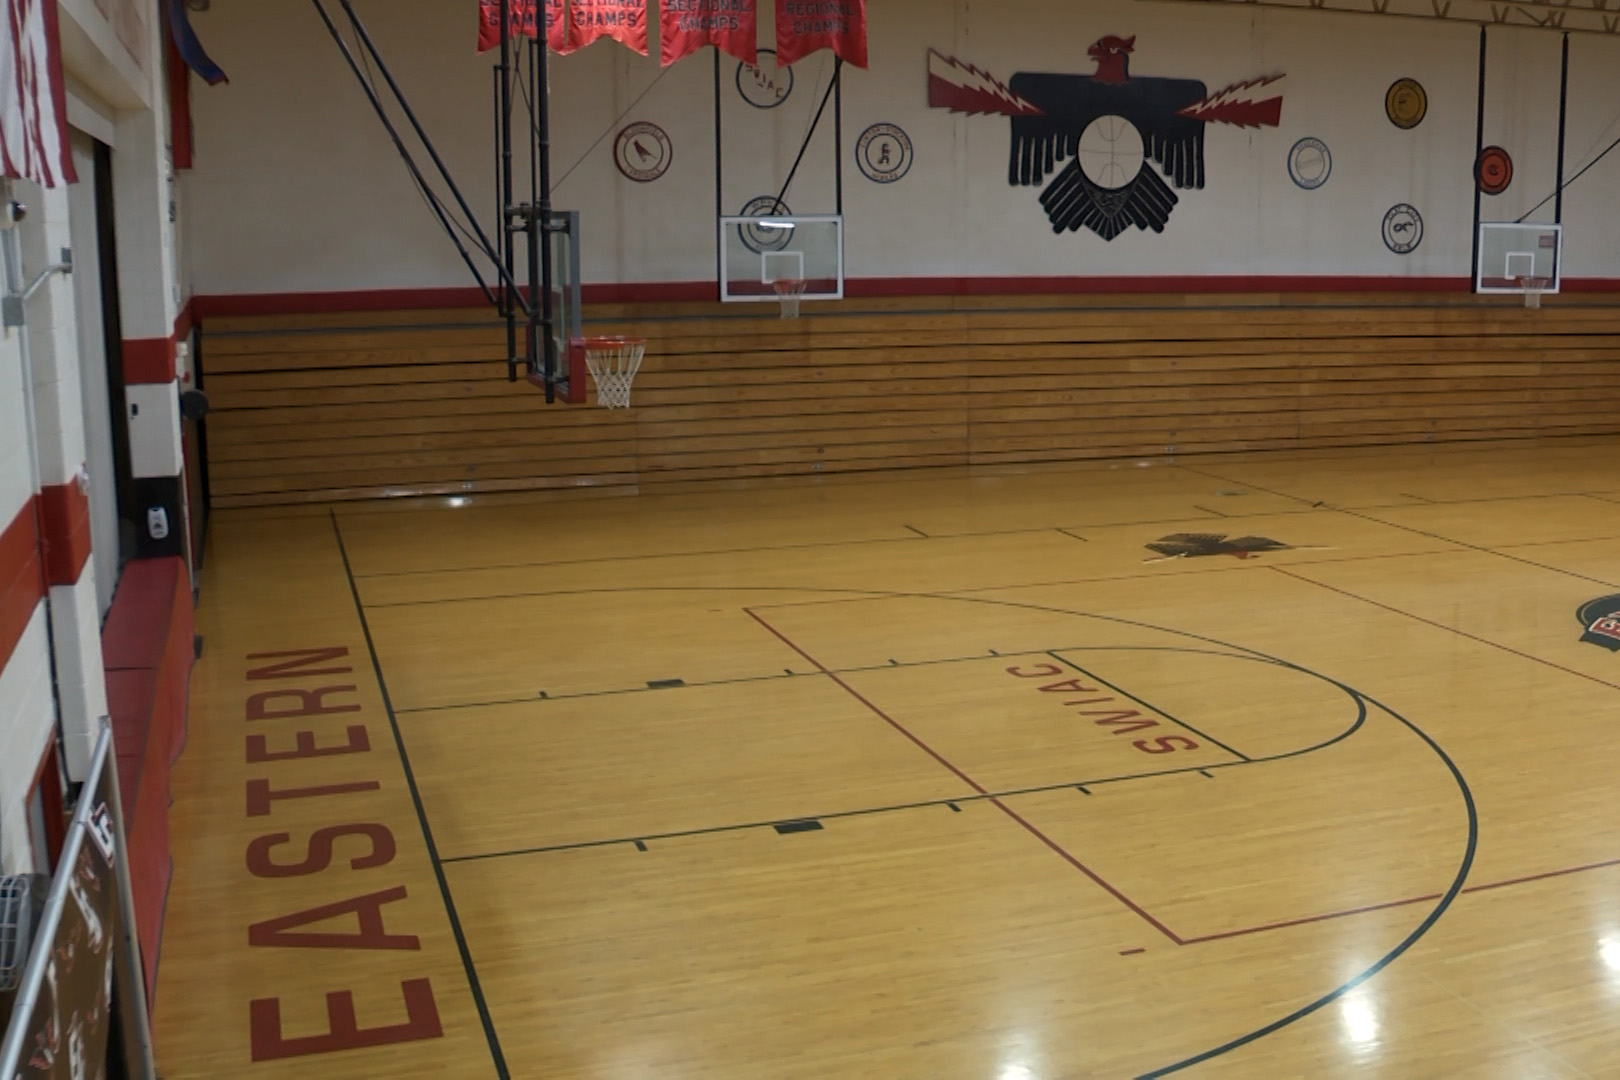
xmin=201 ymin=295 xmax=1620 ymax=506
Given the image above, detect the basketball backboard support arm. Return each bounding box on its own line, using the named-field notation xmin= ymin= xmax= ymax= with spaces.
xmin=310 ymin=0 xmax=511 ymax=309
xmin=770 ymin=58 xmax=843 ymax=218
xmin=311 ymin=0 xmax=568 ymax=398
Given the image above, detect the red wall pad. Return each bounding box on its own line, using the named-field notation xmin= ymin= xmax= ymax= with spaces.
xmin=101 ymin=557 xmax=194 ymax=1002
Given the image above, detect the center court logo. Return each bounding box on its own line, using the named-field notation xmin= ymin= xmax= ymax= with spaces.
xmin=1578 ymin=594 xmax=1620 ymax=651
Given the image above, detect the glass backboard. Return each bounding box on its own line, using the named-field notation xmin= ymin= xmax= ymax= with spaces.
xmin=527 ymin=209 xmax=585 ymax=402
xmin=719 ymin=214 xmax=844 ymax=302
xmin=1477 ymin=222 xmax=1561 ymax=293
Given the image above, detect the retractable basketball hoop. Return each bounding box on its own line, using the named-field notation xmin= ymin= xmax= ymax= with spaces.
xmin=580 ymin=336 xmax=646 ymax=408
xmin=774 ymin=278 xmax=808 ymax=319
xmin=1477 ymin=222 xmax=1561 ymax=309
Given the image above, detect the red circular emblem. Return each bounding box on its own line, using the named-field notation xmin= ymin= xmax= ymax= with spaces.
xmin=1477 ymin=146 xmax=1513 ymax=195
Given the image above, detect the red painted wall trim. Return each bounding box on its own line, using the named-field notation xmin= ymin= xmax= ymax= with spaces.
xmin=191 ymin=275 xmax=1620 ymax=318
xmin=194 ymin=287 xmax=523 ymax=318
xmin=124 ymin=337 xmax=176 ymax=384
xmin=38 ymin=481 xmax=91 ymax=586
xmin=0 ymin=499 xmax=45 ymax=676
xmin=167 ymin=28 xmax=194 ymax=171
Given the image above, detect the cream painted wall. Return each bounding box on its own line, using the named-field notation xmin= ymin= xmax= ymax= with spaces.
xmin=182 ymin=0 xmax=1620 ymax=294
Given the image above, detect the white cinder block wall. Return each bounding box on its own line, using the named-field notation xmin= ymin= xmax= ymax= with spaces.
xmin=0 ymin=305 xmax=54 ymax=876
xmin=1 ymin=0 xmax=186 ymax=872
xmin=182 ymin=0 xmax=1620 ymax=296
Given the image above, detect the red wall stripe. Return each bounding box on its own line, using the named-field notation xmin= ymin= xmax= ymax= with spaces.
xmin=38 ymin=481 xmax=91 ymax=586
xmin=0 ymin=499 xmax=45 ymax=676
xmin=190 ymin=275 xmax=1620 ymax=318
xmin=124 ymin=337 xmax=175 ymax=384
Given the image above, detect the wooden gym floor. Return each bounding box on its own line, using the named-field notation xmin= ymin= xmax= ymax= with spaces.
xmin=156 ymin=437 xmax=1620 ymax=1078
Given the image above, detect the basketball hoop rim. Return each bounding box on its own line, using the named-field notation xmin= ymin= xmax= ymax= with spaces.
xmin=579 ymin=335 xmax=646 ymax=351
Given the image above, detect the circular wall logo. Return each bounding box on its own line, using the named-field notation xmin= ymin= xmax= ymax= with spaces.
xmin=1477 ymin=146 xmax=1513 ymax=195
xmin=856 ymin=123 xmax=914 ymax=183
xmin=1382 ymin=203 xmax=1423 ymax=254
xmin=614 ymin=122 xmax=672 ymax=183
xmin=737 ymin=50 xmax=793 ymax=109
xmin=1077 ymin=115 xmax=1145 ymax=190
xmin=739 ymin=195 xmax=793 ymax=254
xmin=1287 ymin=137 xmax=1331 ymax=189
xmin=1386 ymin=78 xmax=1427 ymax=129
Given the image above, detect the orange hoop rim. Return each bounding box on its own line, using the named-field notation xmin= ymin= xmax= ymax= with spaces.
xmin=579 ymin=335 xmax=646 ymax=350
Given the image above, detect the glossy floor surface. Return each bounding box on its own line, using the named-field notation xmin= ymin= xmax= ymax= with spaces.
xmin=156 ymin=438 xmax=1620 ymax=1078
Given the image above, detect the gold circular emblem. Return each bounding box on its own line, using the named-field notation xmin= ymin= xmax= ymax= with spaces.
xmin=1386 ymin=78 xmax=1427 ymax=129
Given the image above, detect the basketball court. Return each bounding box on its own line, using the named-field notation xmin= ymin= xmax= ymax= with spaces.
xmin=150 ymin=434 xmax=1620 ymax=1077
xmin=105 ymin=0 xmax=1620 ymax=1076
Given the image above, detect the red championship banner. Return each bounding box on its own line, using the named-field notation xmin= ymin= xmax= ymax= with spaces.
xmin=571 ymin=0 xmax=649 ymax=55
xmin=476 ymin=0 xmax=573 ymax=54
xmin=661 ymin=0 xmax=757 ymax=67
xmin=774 ymin=0 xmax=866 ymax=68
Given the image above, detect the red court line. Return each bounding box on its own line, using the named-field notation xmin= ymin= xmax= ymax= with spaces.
xmin=744 ymin=607 xmax=1184 ymax=944
xmin=1181 ymin=893 xmax=1444 ymax=944
xmin=1184 ymin=854 xmax=1620 ymax=944
xmin=747 ymin=604 xmax=1620 ymax=949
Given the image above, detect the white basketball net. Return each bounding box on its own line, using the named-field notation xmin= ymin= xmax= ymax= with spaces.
xmin=774 ymin=278 xmax=808 ymax=319
xmin=583 ymin=337 xmax=646 ymax=408
xmin=1517 ymin=276 xmax=1542 ymax=310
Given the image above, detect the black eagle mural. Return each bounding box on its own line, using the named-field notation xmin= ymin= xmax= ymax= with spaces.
xmin=928 ymin=39 xmax=1284 ymax=240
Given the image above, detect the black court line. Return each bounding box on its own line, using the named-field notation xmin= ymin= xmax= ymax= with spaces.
xmin=350 ymin=531 xmax=936 ymax=579
xmin=396 ymin=640 xmax=1266 ymax=717
xmin=1271 ymin=566 xmax=1620 ymax=695
xmin=1180 ymin=462 xmax=1620 ymax=592
xmin=726 ymin=548 xmax=1454 ymax=613
xmin=359 ymin=543 xmax=1466 ymax=619
xmin=1057 ymin=528 xmax=1089 ymax=543
xmin=1327 ymin=508 xmax=1620 ymax=592
xmin=746 ymin=606 xmax=1185 ymax=944
xmin=330 ymin=512 xmax=511 ymax=1080
xmin=1498 ymin=531 xmax=1620 ymax=554
xmin=439 ymin=748 xmax=1324 ymax=865
xmin=395 ymin=576 xmax=1477 ymax=1077
xmin=1191 ymin=505 xmax=1228 ymax=518
xmin=394 ymin=669 xmax=811 ymax=714
xmin=1046 ymin=653 xmax=1252 ymax=763
xmin=344 ymin=507 xmax=1345 ymax=586
xmin=389 ymin=608 xmax=1416 ymax=722
xmin=1138 ymin=692 xmax=1477 ymax=1078
xmin=438 ymin=671 xmax=1365 ymax=865
xmin=757 ymin=593 xmax=1476 ymax=1078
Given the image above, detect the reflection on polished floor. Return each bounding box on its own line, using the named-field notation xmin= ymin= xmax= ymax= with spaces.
xmin=155 ymin=437 xmax=1620 ymax=1077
